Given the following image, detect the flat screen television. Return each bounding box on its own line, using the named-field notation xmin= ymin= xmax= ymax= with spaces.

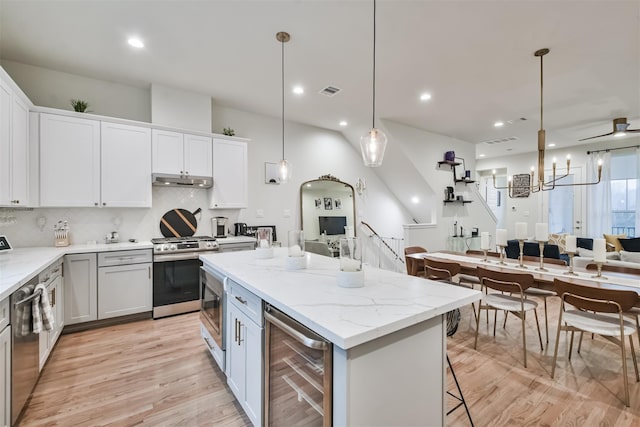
xmin=318 ymin=216 xmax=347 ymax=235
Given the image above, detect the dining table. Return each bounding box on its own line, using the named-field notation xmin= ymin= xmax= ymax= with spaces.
xmin=406 ymin=251 xmax=640 ymax=296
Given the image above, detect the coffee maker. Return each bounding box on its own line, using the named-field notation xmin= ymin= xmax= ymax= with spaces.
xmin=444 ymin=186 xmax=455 ymax=201
xmin=213 ymin=217 xmax=228 ymax=238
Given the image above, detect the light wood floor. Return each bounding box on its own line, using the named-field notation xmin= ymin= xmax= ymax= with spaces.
xmin=19 ymin=300 xmax=640 ymax=426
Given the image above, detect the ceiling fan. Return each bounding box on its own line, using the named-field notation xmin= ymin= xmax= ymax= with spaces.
xmin=579 ymin=117 xmax=640 ymax=141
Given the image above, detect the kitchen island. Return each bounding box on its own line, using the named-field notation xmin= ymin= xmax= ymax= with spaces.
xmin=201 ymin=248 xmax=481 ymax=426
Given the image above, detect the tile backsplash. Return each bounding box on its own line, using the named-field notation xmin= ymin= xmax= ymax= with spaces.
xmin=0 ymin=187 xmax=241 ymax=247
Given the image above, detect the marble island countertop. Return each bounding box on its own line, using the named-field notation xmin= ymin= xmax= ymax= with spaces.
xmin=0 ymin=241 xmax=152 ymax=301
xmin=200 ymin=248 xmax=481 ymax=350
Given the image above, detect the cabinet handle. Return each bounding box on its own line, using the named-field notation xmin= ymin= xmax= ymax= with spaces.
xmin=203 ymin=336 xmax=214 ymax=351
xmin=148 ymin=266 xmax=151 ymax=279
xmin=51 ymin=287 xmax=56 ymax=307
xmin=235 ymin=295 xmax=247 ymax=305
xmin=235 ymin=319 xmax=239 ymax=344
xmin=238 ymin=321 xmax=243 ymax=345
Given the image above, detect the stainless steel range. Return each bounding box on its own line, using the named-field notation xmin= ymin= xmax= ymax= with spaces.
xmin=152 ymin=236 xmax=219 ymax=318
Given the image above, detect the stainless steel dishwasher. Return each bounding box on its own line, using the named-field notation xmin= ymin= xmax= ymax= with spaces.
xmin=11 ymin=275 xmax=41 ymax=425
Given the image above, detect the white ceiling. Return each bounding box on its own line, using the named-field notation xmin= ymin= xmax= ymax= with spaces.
xmin=1 ymin=0 xmax=639 ymax=158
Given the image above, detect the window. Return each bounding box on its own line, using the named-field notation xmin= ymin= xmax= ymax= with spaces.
xmin=610 ymin=152 xmax=637 ymax=237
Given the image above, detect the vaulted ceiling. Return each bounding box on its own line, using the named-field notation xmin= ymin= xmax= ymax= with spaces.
xmin=1 ymin=0 xmax=638 ymax=157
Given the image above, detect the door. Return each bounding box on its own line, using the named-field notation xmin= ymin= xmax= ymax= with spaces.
xmin=101 ymin=122 xmax=152 ymax=207
xmin=40 ymin=114 xmax=100 ymax=207
xmin=543 ymin=167 xmax=585 ymax=236
xmin=152 ymin=129 xmax=184 ymax=174
xmin=98 ymin=263 xmax=152 ymax=319
xmin=64 ymin=253 xmax=97 ymax=325
xmin=0 ymin=80 xmax=11 ymax=206
xmin=210 ymin=138 xmax=248 ymax=208
xmin=10 ymin=95 xmax=29 ymax=206
xmin=226 ymin=303 xmax=246 ymax=402
xmin=184 ymin=134 xmax=212 ymax=177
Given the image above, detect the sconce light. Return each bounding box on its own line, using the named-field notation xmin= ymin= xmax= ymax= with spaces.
xmin=355 ymin=178 xmax=366 ymax=195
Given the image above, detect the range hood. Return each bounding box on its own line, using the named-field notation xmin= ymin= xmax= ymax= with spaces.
xmin=152 ymin=173 xmax=213 ymax=188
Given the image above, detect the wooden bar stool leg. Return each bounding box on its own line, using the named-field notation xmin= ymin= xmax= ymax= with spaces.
xmin=629 ymin=336 xmax=639 ymax=382
xmin=543 ymin=297 xmax=549 ymax=343
xmin=568 ymin=331 xmax=575 ymax=360
xmin=620 ymin=326 xmax=630 ymax=407
xmin=533 ymin=309 xmax=543 ymax=351
xmin=521 ymin=311 xmax=528 ymax=368
xmin=551 ymin=309 xmax=564 ymax=378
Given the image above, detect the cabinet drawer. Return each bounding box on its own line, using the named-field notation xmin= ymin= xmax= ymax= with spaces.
xmin=98 ymin=249 xmax=152 ymax=267
xmin=227 ymin=279 xmax=262 ymax=326
xmin=0 ymin=298 xmax=9 ymax=331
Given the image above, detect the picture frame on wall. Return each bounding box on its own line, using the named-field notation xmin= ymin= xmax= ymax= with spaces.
xmin=512 ymin=174 xmax=531 ymax=198
xmin=315 ymin=198 xmax=322 ymax=209
xmin=334 ymin=198 xmax=342 ymax=209
xmin=324 ymin=197 xmax=333 ymax=210
xmin=264 ymin=162 xmax=280 ymax=184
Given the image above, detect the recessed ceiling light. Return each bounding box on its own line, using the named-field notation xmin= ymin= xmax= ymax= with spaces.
xmin=339 ymin=121 xmax=348 ymax=127
xmin=292 ymin=86 xmax=304 ymax=95
xmin=411 ymin=196 xmax=420 ymax=204
xmin=419 ymin=93 xmax=432 ymax=101
xmin=494 ymin=121 xmax=504 ymax=127
xmin=127 ymin=37 xmax=144 ymax=48
xmin=479 ymin=154 xmax=486 ymax=157
xmin=548 ymin=143 xmax=556 ymax=147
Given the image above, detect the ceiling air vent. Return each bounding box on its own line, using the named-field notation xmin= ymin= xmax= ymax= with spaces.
xmin=479 ymin=136 xmax=520 ymax=145
xmin=319 ymin=86 xmax=341 ymax=97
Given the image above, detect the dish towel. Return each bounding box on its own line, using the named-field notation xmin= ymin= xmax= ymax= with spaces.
xmin=32 ymin=283 xmax=55 ymax=334
xmin=16 ymin=285 xmax=33 ymax=337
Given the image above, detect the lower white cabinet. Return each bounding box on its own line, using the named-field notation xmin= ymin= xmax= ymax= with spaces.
xmin=98 ymin=262 xmax=152 ymax=319
xmin=39 ymin=274 xmax=64 ymax=370
xmin=64 ymin=253 xmax=98 ymax=325
xmin=0 ymin=314 xmax=10 ymax=427
xmin=226 ymin=280 xmax=263 ymax=427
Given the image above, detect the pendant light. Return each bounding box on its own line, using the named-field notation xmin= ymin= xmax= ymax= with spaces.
xmin=360 ymin=0 xmax=387 ymax=167
xmin=276 ymin=31 xmax=292 ymax=183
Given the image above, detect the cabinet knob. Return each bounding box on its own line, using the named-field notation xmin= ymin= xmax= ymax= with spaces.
xmin=185 ymin=171 xmax=189 ymax=175
xmin=102 ymin=202 xmax=106 ymax=206
xmin=180 ymin=171 xmax=184 ymax=174
xmin=95 ymin=202 xmax=98 ymax=206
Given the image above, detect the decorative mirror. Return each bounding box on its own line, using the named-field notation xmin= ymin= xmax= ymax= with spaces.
xmin=300 ymin=175 xmax=356 ymax=242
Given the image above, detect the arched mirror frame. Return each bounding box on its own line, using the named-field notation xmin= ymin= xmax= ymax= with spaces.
xmin=300 ymin=174 xmax=357 ymax=241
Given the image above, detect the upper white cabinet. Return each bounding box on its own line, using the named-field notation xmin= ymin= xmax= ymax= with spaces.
xmin=40 ymin=114 xmax=101 ymax=207
xmin=152 ymin=129 xmax=212 ymax=177
xmin=101 ymin=122 xmax=151 ymax=207
xmin=0 ymin=78 xmax=30 ymax=207
xmin=40 ymin=114 xmax=152 ymax=207
xmin=210 ymin=138 xmax=248 ymax=209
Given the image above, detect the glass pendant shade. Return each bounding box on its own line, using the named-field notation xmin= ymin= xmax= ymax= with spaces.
xmin=360 ymin=128 xmax=387 ymax=167
xmin=279 ymin=159 xmax=292 ymax=183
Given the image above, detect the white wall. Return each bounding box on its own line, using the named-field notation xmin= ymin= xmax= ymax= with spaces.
xmin=476 ymin=135 xmax=640 ymax=239
xmin=151 ymin=83 xmax=211 ymax=132
xmin=0 ymin=61 xmax=414 ymax=248
xmin=0 ymin=60 xmax=150 ymax=122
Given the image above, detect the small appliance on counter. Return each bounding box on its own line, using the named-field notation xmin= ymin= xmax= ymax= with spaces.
xmin=234 ymin=222 xmax=248 ymax=236
xmin=105 ymin=231 xmax=119 ymax=244
xmin=213 ymin=217 xmax=228 ymax=238
xmin=444 ymin=186 xmax=455 ymax=201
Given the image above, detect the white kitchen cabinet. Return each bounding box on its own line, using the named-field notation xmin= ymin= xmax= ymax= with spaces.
xmin=40 ymin=114 xmax=101 ymax=207
xmin=210 ymin=138 xmax=248 ymax=209
xmin=0 ymin=78 xmax=30 ymax=207
xmin=98 ymin=262 xmax=152 ymax=319
xmin=0 ymin=323 xmax=10 ymax=427
xmin=101 ymin=122 xmax=152 ymax=207
xmin=152 ymin=129 xmax=212 ymax=177
xmin=226 ymin=280 xmax=262 ymax=427
xmin=64 ymin=253 xmax=97 ymax=325
xmin=39 ymin=274 xmax=63 ymax=370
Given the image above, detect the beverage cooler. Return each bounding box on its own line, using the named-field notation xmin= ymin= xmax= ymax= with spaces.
xmin=264 ymin=305 xmax=332 ymax=426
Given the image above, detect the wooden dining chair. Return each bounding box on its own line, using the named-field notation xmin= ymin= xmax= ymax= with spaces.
xmin=551 ymin=278 xmax=640 ymax=407
xmin=404 ymin=246 xmax=427 ymax=277
xmin=425 ymin=258 xmax=477 ymax=322
xmin=475 ymin=266 xmax=544 ymax=368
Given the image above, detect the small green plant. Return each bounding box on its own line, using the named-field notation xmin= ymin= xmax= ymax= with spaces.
xmin=70 ymin=99 xmax=89 ymax=112
xmin=223 ymin=127 xmax=235 ymax=136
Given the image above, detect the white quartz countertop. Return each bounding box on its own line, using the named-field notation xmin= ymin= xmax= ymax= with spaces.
xmin=0 ymin=241 xmax=152 ymax=301
xmin=201 ymin=248 xmax=481 ymax=350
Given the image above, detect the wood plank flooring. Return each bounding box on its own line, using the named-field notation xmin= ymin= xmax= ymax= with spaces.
xmin=19 ymin=299 xmax=640 ymax=426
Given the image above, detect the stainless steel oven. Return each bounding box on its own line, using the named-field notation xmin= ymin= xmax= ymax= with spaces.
xmin=200 ymin=267 xmax=226 ymax=371
xmin=152 ymin=236 xmax=219 ymax=318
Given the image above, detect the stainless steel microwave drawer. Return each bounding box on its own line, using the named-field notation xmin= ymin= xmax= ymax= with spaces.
xmin=98 ymin=249 xmax=153 ymax=267
xmin=226 ymin=278 xmax=262 ymax=326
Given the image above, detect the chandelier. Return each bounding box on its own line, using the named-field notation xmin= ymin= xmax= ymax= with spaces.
xmin=493 ymin=48 xmax=603 ymax=198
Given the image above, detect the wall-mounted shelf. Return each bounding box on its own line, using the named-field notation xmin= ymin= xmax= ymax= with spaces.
xmin=454 ymin=179 xmax=475 ymax=185
xmin=443 ymin=199 xmax=472 ymax=205
xmin=437 ymin=160 xmax=460 ymax=169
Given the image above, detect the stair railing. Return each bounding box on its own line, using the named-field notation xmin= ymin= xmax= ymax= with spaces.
xmin=359 ymin=221 xmax=405 ymax=272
